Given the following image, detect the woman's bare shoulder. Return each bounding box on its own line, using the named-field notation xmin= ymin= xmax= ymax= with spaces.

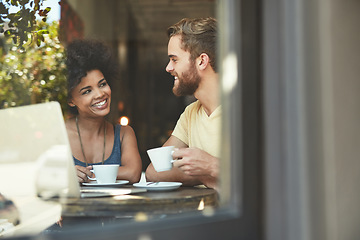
xmin=119 ymin=124 xmax=135 ymax=134
xmin=65 ymin=117 xmax=76 ymax=133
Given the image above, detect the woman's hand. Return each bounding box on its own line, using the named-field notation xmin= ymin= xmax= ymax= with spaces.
xmin=75 ymin=165 xmax=93 ymax=183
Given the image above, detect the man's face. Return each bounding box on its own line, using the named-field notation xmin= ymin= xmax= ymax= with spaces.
xmin=166 ymin=35 xmax=200 ymax=96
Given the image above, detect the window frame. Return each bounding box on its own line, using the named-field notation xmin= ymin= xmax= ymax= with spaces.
xmin=4 ymin=0 xmax=264 ymax=239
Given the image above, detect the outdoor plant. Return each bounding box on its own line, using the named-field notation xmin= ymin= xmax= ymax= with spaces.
xmin=0 ymin=0 xmax=51 ymax=49
xmin=0 ymin=20 xmax=68 ymax=114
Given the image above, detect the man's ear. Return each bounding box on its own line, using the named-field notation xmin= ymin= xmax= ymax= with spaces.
xmin=197 ymin=53 xmax=210 ymax=70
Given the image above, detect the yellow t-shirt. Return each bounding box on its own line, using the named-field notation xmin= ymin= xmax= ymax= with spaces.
xmin=172 ymin=100 xmax=221 ymax=158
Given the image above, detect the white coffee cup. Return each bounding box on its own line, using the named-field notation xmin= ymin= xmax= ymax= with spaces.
xmin=88 ymin=164 xmax=119 ymax=184
xmin=147 ymin=146 xmax=175 ymax=172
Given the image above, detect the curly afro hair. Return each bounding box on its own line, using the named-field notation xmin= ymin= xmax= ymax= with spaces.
xmin=66 ymin=39 xmax=119 ymax=115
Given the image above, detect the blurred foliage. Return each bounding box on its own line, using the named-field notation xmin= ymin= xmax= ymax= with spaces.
xmin=0 ymin=20 xmax=68 ymax=115
xmin=0 ymin=0 xmax=51 ymax=49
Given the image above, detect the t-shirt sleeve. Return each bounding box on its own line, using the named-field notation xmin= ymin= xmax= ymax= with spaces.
xmin=171 ymin=106 xmax=191 ymax=146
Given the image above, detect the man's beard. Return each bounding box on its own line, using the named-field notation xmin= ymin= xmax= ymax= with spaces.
xmin=172 ymin=62 xmax=201 ymax=97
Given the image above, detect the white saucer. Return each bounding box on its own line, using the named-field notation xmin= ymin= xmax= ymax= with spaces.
xmin=133 ymin=182 xmax=182 ymax=191
xmin=82 ymin=180 xmax=129 ymax=186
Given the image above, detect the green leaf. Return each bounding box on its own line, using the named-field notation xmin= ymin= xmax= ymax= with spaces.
xmin=19 ymin=32 xmax=28 ymax=45
xmin=0 ymin=2 xmax=8 ymax=15
xmin=19 ymin=0 xmax=28 ymax=8
xmin=37 ymin=32 xmax=44 ymax=42
xmin=38 ymin=29 xmax=49 ymax=34
xmin=4 ymin=29 xmax=12 ymax=36
xmin=12 ymin=36 xmax=17 ymax=44
xmin=7 ymin=13 xmax=19 ymax=22
xmin=11 ymin=0 xmax=19 ymax=7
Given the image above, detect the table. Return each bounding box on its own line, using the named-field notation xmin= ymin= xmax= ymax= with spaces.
xmin=60 ymin=186 xmax=218 ymax=219
xmin=43 ymin=185 xmax=218 ymax=231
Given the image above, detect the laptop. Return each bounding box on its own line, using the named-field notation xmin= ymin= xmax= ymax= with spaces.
xmin=0 ymin=101 xmax=144 ymax=200
xmin=0 ymin=102 xmax=146 ymax=236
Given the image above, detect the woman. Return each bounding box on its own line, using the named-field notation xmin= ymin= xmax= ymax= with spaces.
xmin=65 ymin=39 xmax=142 ymax=183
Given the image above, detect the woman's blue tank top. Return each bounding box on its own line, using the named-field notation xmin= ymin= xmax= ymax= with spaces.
xmin=73 ymin=124 xmax=121 ymax=167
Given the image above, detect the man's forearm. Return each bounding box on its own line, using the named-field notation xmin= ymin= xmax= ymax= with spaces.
xmin=198 ymin=175 xmax=218 ymax=189
xmin=146 ymin=163 xmax=202 ymax=186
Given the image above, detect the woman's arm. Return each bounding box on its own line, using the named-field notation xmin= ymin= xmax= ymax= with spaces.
xmin=117 ymin=125 xmax=142 ymax=183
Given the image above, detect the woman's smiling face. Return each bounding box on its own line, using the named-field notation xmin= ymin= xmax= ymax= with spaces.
xmin=69 ymin=69 xmax=111 ymax=117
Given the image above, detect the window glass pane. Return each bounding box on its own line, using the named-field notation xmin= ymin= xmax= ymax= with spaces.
xmin=0 ymin=0 xmax=253 ymax=238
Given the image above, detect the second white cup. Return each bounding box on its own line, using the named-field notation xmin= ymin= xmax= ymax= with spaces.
xmin=89 ymin=164 xmax=119 ymax=184
xmin=147 ymin=146 xmax=175 ymax=172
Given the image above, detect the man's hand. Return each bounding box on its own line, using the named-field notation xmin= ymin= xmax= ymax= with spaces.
xmin=172 ymin=147 xmax=219 ymax=178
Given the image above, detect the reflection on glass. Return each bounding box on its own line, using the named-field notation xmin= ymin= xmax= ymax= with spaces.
xmin=0 ymin=0 xmax=227 ymax=237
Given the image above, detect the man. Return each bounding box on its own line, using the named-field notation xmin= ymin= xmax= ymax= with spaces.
xmin=145 ymin=17 xmax=220 ymax=189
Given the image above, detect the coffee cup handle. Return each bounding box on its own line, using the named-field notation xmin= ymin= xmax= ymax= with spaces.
xmin=170 ymin=150 xmax=175 ymax=164
xmin=87 ymin=169 xmax=96 ymax=180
